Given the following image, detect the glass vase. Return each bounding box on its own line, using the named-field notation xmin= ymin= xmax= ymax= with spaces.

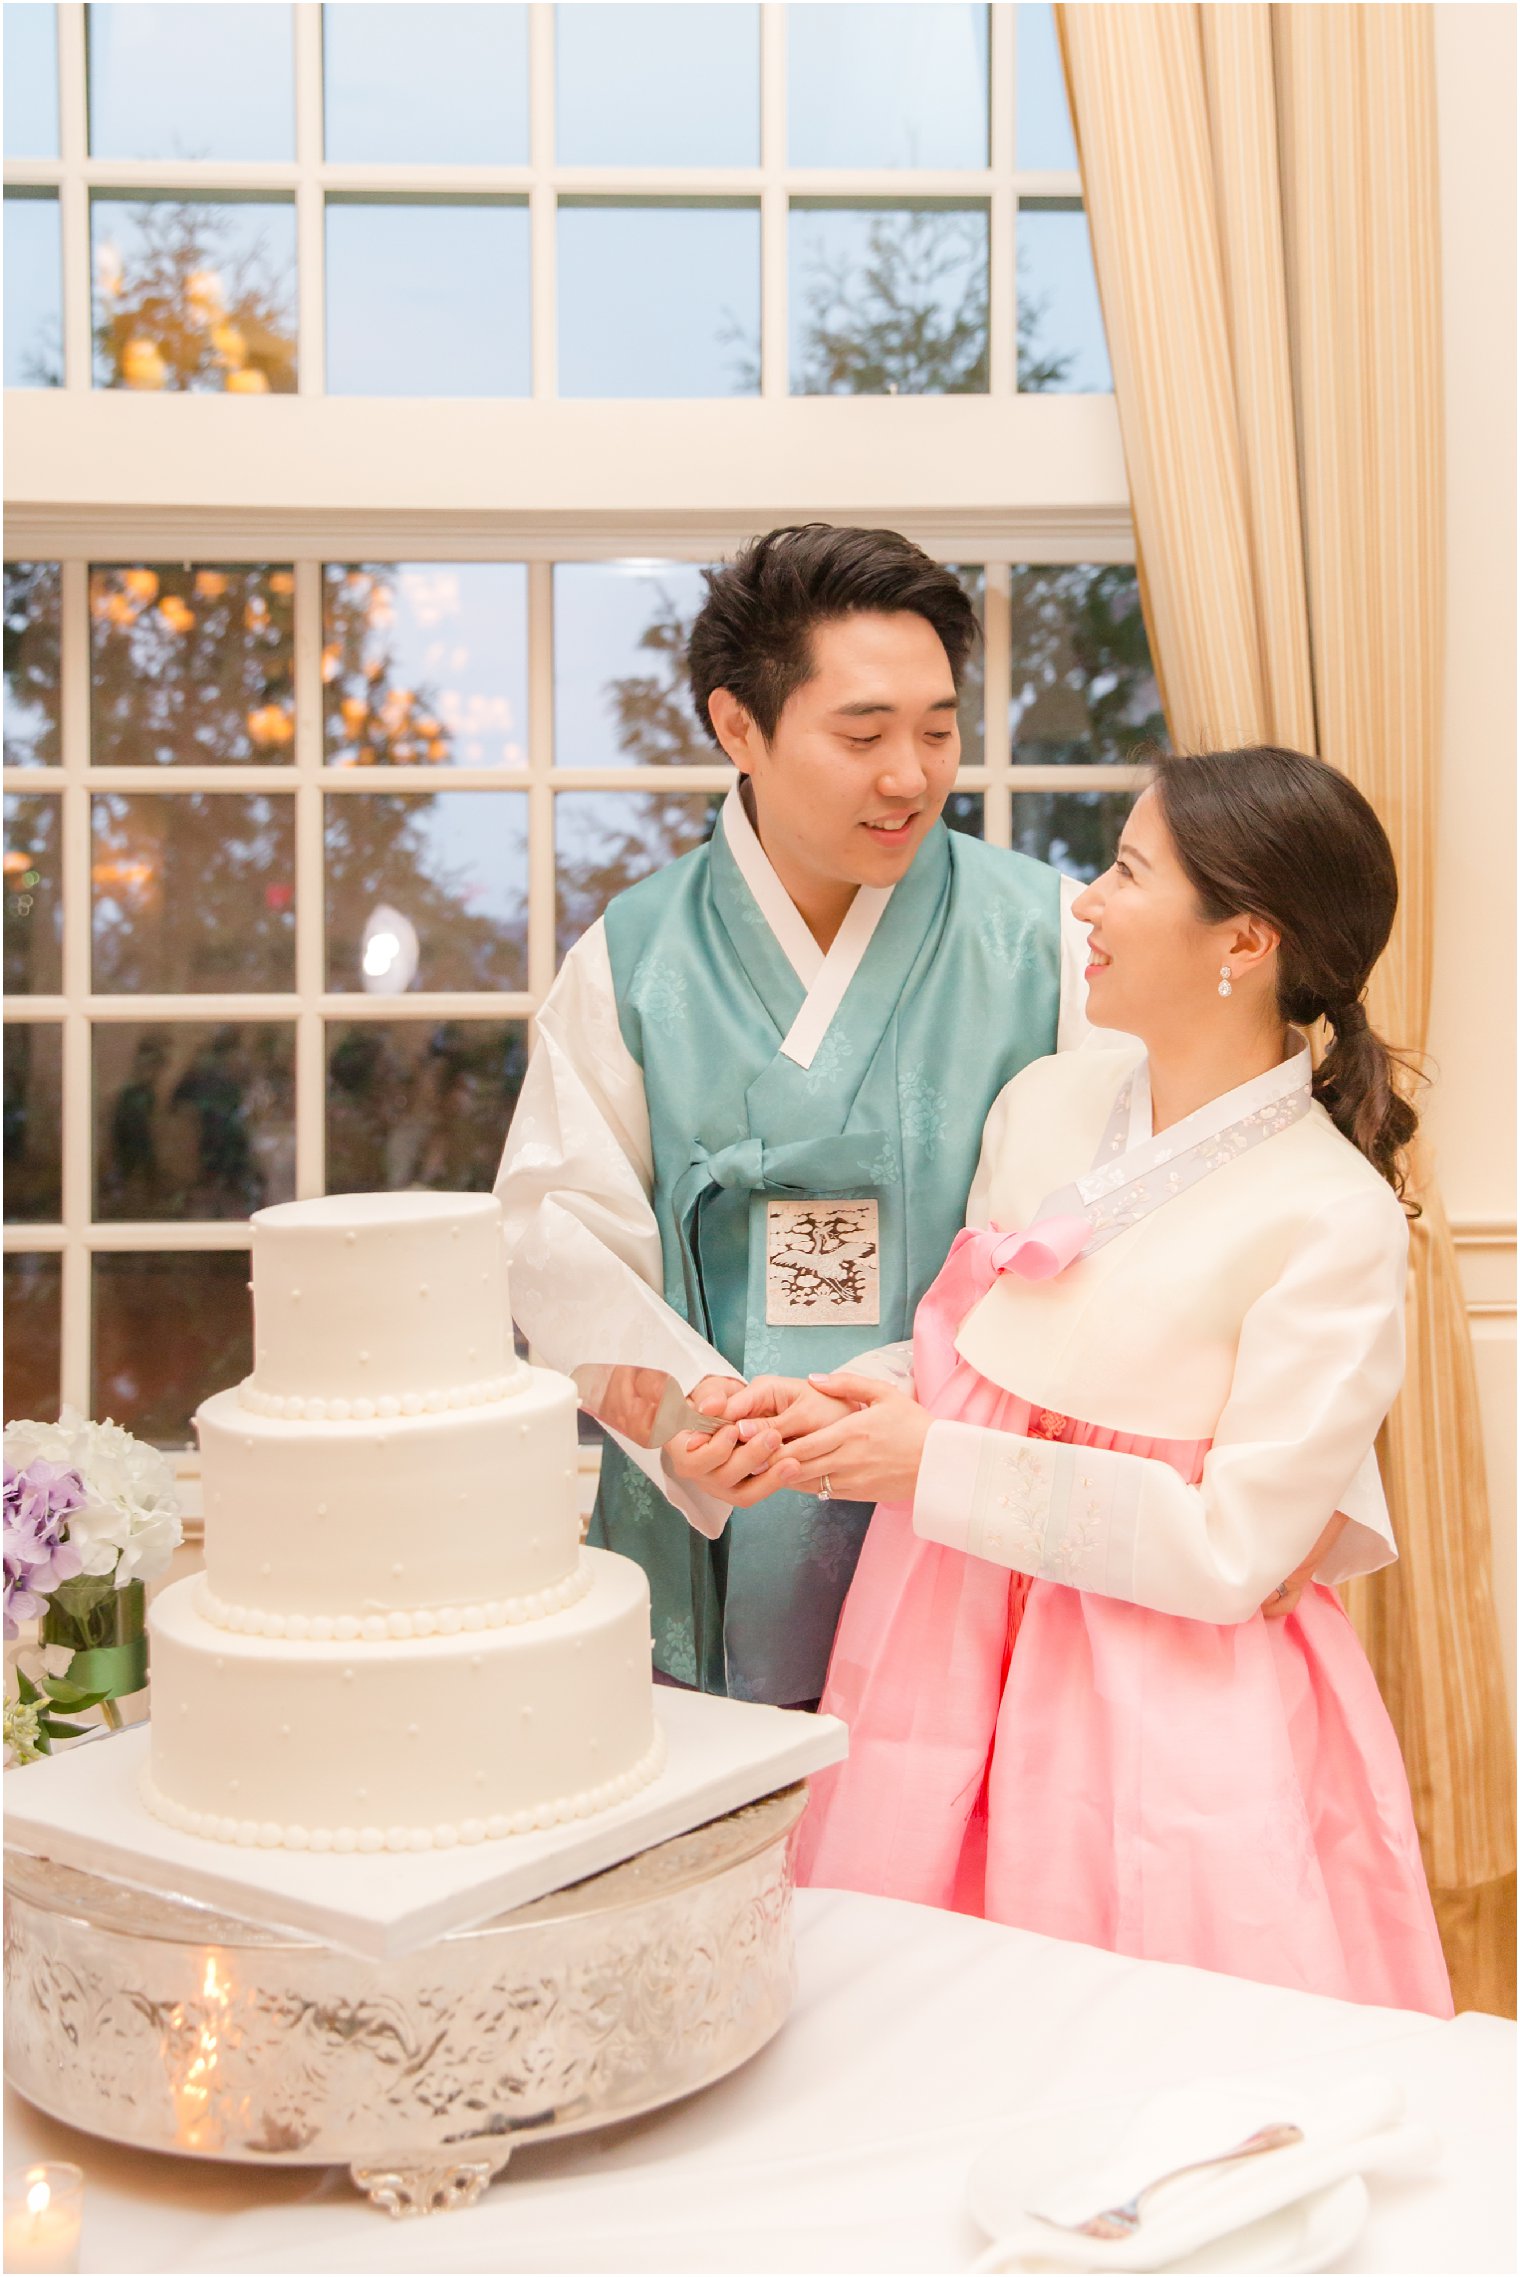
xmin=40 ymin=1573 xmax=148 ymax=1731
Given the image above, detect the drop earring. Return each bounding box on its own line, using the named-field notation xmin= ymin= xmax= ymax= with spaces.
xmin=1218 ymin=965 xmax=1233 ymax=998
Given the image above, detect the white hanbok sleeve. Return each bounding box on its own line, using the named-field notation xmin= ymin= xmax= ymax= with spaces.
xmin=841 ymin=1341 xmax=916 ymax=1390
xmin=913 ymin=1188 xmax=1406 ymax=1623
xmin=495 ymin=920 xmax=735 ymax=1542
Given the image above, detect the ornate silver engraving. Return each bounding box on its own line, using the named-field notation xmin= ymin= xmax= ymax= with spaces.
xmin=351 ymin=2154 xmax=511 ymax=2217
xmin=4 ymin=1785 xmax=806 ymax=2214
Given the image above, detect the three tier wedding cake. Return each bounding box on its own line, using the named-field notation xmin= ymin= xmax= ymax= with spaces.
xmin=142 ymin=1190 xmax=664 ymax=1852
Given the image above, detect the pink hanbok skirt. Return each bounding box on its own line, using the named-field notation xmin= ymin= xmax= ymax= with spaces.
xmin=798 ymin=1235 xmax=1453 ymax=2019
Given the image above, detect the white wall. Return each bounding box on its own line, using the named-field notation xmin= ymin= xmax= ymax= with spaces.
xmin=1427 ymin=3 xmax=1517 ymax=1726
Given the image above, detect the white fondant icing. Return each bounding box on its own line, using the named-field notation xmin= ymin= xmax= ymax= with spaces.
xmin=199 ymin=1372 xmax=581 ymax=1620
xmin=147 ymin=1551 xmax=659 ymax=1842
xmin=243 ymin=1192 xmax=516 ymax=1409
xmin=141 ymin=1726 xmax=666 ymax=1854
xmin=150 ymin=1187 xmax=662 ymax=1856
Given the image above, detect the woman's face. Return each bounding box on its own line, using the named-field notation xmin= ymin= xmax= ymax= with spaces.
xmin=1071 ymin=787 xmax=1249 ymax=1037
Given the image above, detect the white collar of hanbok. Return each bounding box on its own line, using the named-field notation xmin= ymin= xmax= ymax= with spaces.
xmin=1088 ymin=1031 xmax=1314 ymax=1197
xmin=720 ymin=784 xmax=895 ymax=1070
xmin=991 ymin=1034 xmax=1316 ymax=1282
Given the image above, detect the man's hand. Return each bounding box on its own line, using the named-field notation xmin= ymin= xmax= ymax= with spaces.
xmin=765 ymin=1372 xmax=932 ymax=1505
xmin=665 ymin=1375 xmax=789 ymax=1508
xmin=687 ymin=1374 xmax=748 ymax=1420
xmin=1262 ymin=1511 xmax=1349 ymax=1618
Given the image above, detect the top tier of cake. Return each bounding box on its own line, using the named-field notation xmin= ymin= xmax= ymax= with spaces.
xmin=243 ymin=1191 xmax=518 ymax=1413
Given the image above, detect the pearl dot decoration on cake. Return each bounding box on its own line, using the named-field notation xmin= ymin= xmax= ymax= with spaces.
xmin=147 ymin=1196 xmax=649 ymax=1867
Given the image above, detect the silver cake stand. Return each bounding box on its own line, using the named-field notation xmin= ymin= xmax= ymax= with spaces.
xmin=4 ymin=1781 xmax=806 ymax=2217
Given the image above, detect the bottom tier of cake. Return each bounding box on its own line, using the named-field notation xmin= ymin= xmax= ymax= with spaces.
xmin=142 ymin=1548 xmax=662 ymax=1851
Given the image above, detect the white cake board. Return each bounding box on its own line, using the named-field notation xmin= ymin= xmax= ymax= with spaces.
xmin=2 ymin=1690 xmax=846 ymax=1961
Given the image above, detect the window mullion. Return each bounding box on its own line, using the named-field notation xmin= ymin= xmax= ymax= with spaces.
xmin=760 ymin=2 xmax=787 ymax=400
xmin=526 ymin=559 xmax=556 ymax=1006
xmin=989 ymin=2 xmax=1016 ymax=398
xmin=293 ymin=556 xmax=326 ymax=1197
xmin=58 ymin=556 xmax=92 ymax=1411
xmin=981 ymin=561 xmax=1012 ymax=847
xmin=56 ymin=2 xmax=89 ymax=391
xmin=294 ymin=1 xmax=326 ymax=398
xmin=529 ymin=3 xmax=556 ymax=401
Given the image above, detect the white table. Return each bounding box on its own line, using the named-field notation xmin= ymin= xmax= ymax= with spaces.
xmin=7 ymin=1890 xmax=1513 ymax=2273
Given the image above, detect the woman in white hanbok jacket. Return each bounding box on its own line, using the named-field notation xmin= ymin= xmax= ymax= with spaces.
xmin=739 ymin=746 xmax=1452 ymax=2016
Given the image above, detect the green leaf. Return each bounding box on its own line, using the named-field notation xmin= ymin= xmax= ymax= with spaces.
xmin=40 ymin=1677 xmax=110 ymax=1711
xmin=14 ymin=1669 xmax=40 ymax=1704
xmin=40 ymin=1718 xmax=92 ymax=1741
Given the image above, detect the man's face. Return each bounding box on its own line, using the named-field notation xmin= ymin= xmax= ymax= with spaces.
xmin=728 ymin=611 xmax=962 ymax=890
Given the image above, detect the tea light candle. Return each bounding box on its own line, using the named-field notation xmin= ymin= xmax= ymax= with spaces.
xmin=3 ymin=2164 xmax=84 ymax=2275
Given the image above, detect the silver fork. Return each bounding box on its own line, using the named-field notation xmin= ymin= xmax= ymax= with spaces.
xmin=1029 ymin=2121 xmax=1305 ymax=2241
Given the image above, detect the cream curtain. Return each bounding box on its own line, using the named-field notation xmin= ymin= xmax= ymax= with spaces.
xmin=1055 ymin=1 xmax=1516 ymax=2008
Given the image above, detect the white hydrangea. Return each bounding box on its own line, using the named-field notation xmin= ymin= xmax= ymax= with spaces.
xmin=3 ymin=1408 xmax=182 ymax=1586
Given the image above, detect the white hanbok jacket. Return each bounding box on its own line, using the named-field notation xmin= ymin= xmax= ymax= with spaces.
xmin=909 ymin=1040 xmax=1405 ymax=1624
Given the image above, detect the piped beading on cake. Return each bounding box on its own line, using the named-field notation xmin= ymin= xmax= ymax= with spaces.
xmin=237 ymin=1373 xmax=522 ymax=1421
xmin=194 ymin=1558 xmax=593 ymax=1641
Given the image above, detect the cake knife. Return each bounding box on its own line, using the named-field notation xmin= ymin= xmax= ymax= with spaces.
xmin=571 ymin=1364 xmax=730 ymax=1449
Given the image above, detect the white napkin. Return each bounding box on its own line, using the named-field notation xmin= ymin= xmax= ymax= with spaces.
xmin=972 ymin=2070 xmax=1439 ymax=2272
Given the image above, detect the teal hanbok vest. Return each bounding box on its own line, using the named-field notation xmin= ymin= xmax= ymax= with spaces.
xmin=594 ymin=817 xmax=1061 ymax=1704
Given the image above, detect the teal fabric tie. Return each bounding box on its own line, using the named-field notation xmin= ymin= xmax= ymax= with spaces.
xmin=674 ymin=1131 xmax=887 ymax=1340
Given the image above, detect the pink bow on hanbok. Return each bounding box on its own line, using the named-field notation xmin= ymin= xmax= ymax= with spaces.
xmin=910 ymin=1215 xmax=1090 ymax=1413
xmin=981 ymin=1214 xmax=1090 ymax=1282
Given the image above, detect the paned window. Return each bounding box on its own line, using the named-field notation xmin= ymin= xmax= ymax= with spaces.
xmin=3 ymin=4 xmax=1150 ymax=1444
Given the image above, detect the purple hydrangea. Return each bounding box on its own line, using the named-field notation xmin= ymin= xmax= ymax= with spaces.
xmin=3 ymin=1459 xmax=86 ymax=1638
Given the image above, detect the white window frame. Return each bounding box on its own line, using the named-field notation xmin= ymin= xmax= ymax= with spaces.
xmin=4 ymin=3 xmax=1146 ymax=1442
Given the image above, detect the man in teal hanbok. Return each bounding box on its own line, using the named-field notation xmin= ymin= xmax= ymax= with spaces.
xmin=497 ymin=526 xmax=1089 ymax=1707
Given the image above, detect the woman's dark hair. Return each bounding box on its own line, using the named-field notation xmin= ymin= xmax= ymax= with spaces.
xmin=1150 ymin=745 xmax=1421 ymax=1206
xmin=687 ymin=523 xmax=979 ymax=746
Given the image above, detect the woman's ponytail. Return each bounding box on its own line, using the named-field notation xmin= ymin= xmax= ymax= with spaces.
xmin=1309 ymin=999 xmax=1421 ymax=1212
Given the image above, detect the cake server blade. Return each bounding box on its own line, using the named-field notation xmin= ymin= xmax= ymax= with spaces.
xmin=570 ymin=1365 xmax=729 ymax=1449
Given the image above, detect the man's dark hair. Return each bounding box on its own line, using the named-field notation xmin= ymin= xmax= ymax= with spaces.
xmin=687 ymin=523 xmax=979 ymax=747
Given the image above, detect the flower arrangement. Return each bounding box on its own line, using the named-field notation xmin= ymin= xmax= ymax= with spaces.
xmin=4 ymin=1409 xmax=182 ymax=1762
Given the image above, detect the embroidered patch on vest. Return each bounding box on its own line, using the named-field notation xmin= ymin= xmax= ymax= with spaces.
xmin=765 ymin=1199 xmax=881 ymax=1327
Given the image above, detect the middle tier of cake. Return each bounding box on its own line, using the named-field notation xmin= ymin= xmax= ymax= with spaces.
xmin=195 ymin=1367 xmax=581 ymax=1627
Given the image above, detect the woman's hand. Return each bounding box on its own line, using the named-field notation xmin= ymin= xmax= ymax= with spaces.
xmin=1262 ymin=1511 xmax=1349 ymax=1618
xmin=720 ymin=1375 xmax=810 ymax=1424
xmin=735 ymin=1380 xmax=860 ymax=1448
xmin=764 ymin=1372 xmax=933 ymax=1505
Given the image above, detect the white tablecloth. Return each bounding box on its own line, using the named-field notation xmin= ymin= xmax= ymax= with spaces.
xmin=7 ymin=1890 xmax=1514 ymax=2273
